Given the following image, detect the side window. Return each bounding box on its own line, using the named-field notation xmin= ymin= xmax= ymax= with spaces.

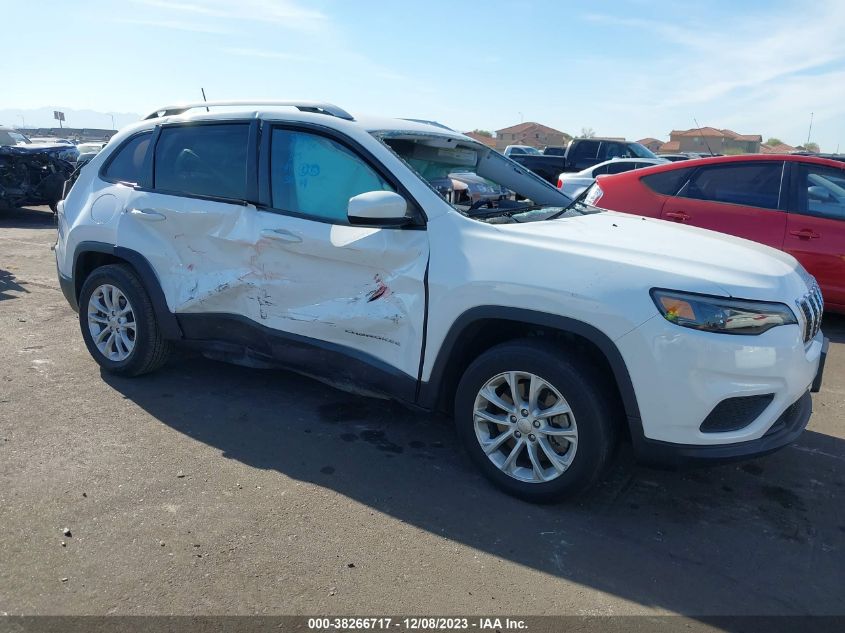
xmin=602 ymin=143 xmax=624 ymax=160
xmin=592 ymin=164 xmax=610 ymax=176
xmin=154 ymin=124 xmax=249 ymax=200
xmin=797 ymin=164 xmax=845 ymax=220
xmin=605 ymin=161 xmax=635 ymax=175
xmin=679 ymin=162 xmax=783 ymax=210
xmin=571 ymin=141 xmax=598 ymax=161
xmin=641 ymin=167 xmax=694 ymax=196
xmin=270 ymin=129 xmax=393 ymax=223
xmin=103 ymin=132 xmax=152 ymax=185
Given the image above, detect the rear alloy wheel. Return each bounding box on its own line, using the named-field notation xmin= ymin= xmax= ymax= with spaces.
xmin=86 ymin=284 xmax=137 ymax=362
xmin=455 ymin=339 xmax=617 ymax=502
xmin=78 ymin=264 xmax=172 ymax=376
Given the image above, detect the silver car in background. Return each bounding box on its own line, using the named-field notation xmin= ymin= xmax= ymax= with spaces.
xmin=557 ymin=157 xmax=667 ymax=198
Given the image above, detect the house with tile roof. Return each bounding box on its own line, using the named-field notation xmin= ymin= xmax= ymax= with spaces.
xmin=494 ymin=122 xmax=571 ymax=151
xmin=464 ymin=131 xmax=498 ymax=149
xmin=637 ymin=137 xmax=663 ymax=152
xmin=760 ymin=142 xmax=797 ymax=154
xmin=665 ymin=127 xmax=762 ymax=154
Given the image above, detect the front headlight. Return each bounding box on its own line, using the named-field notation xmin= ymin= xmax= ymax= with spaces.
xmin=650 ymin=289 xmax=797 ymax=335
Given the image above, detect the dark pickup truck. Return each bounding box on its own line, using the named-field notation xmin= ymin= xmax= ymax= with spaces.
xmin=509 ymin=138 xmax=659 ymax=185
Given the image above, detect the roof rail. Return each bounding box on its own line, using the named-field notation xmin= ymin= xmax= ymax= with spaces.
xmin=401 ymin=118 xmax=455 ymax=131
xmin=144 ymin=100 xmax=354 ymax=121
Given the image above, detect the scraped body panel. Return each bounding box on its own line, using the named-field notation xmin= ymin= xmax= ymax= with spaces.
xmin=116 ymin=189 xmax=428 ymax=378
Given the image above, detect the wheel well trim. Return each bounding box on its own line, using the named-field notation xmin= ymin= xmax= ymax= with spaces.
xmin=72 ymin=241 xmax=182 ymax=339
xmin=419 ymin=306 xmax=642 ymax=427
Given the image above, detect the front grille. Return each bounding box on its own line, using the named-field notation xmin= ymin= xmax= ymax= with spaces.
xmin=700 ymin=394 xmax=774 ymax=433
xmin=796 ymin=282 xmax=823 ymax=343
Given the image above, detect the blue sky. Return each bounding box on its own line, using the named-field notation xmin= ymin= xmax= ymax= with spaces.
xmin=2 ymin=0 xmax=844 ymax=150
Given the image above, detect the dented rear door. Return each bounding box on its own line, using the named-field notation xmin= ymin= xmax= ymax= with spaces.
xmin=117 ymin=119 xmax=428 ymax=395
xmin=115 ymin=120 xmax=259 ymax=324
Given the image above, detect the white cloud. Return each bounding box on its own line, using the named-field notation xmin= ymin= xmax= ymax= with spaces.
xmin=580 ymin=0 xmax=845 ymax=148
xmin=222 ymin=47 xmax=311 ymax=62
xmin=130 ymin=0 xmax=327 ymax=31
xmin=110 ymin=17 xmax=233 ymax=34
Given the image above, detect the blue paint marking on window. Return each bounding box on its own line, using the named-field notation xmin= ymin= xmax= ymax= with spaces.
xmin=271 ymin=130 xmax=393 ymax=222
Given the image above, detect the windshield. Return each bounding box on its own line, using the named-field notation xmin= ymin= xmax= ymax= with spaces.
xmin=373 ymin=131 xmax=595 ymax=224
xmin=0 ymin=130 xmax=31 ymax=146
xmin=509 ymin=146 xmax=541 ymax=155
xmin=627 ymin=142 xmax=657 ymax=159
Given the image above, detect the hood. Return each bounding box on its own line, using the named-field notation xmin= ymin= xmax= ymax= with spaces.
xmin=449 ymin=172 xmax=488 ymax=185
xmin=27 ymin=142 xmax=72 ymax=150
xmin=559 ymin=174 xmax=594 ymax=184
xmin=495 ymin=210 xmax=811 ymax=302
xmin=4 ymin=143 xmax=74 ymax=154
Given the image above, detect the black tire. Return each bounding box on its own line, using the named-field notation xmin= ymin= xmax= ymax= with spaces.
xmin=78 ymin=264 xmax=173 ymax=376
xmin=454 ymin=339 xmax=617 ymax=502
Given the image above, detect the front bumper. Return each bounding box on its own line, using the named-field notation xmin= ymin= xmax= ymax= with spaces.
xmin=616 ymin=314 xmax=824 ymax=463
xmin=631 ymin=390 xmax=812 ymax=466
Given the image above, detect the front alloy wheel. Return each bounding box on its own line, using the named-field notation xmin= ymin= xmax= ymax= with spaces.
xmin=474 ymin=371 xmax=578 ymax=483
xmin=455 ymin=339 xmax=617 ymax=502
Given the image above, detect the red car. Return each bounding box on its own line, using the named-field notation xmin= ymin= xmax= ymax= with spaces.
xmin=585 ymin=154 xmax=845 ymax=312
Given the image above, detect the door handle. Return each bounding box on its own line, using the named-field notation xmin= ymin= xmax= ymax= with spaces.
xmin=128 ymin=208 xmax=166 ymax=221
xmin=260 ymin=228 xmax=302 ymax=243
xmin=789 ymin=229 xmax=820 ymax=240
xmin=665 ymin=211 xmax=690 ymax=223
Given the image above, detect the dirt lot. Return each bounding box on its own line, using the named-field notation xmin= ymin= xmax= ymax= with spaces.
xmin=1 ymin=206 xmax=843 ymax=617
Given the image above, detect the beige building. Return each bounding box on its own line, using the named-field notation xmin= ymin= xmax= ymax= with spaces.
xmin=760 ymin=142 xmax=797 ymax=154
xmin=463 ymin=131 xmax=498 ymax=148
xmin=636 ymin=137 xmax=663 ymax=153
xmin=494 ymin=122 xmax=570 ymax=151
xmin=663 ymin=127 xmax=762 ymax=154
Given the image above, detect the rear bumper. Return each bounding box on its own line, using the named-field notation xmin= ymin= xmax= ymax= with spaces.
xmin=631 ymin=390 xmax=812 ymax=467
xmin=57 ymin=267 xmax=78 ymax=312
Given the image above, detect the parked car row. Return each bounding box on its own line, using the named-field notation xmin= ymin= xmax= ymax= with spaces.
xmin=54 ymin=100 xmax=826 ymax=503
xmin=582 ymin=154 xmax=845 ymax=313
xmin=508 ymin=137 xmax=661 ymax=184
xmin=0 ymin=126 xmax=76 ymax=211
xmin=0 ymin=126 xmax=81 ymax=164
xmin=557 ymin=157 xmax=667 ymax=198
xmin=0 ymin=126 xmax=111 ymax=212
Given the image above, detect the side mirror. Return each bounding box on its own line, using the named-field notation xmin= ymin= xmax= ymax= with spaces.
xmin=808 ymin=185 xmax=834 ymax=202
xmin=348 ymin=191 xmax=410 ymax=226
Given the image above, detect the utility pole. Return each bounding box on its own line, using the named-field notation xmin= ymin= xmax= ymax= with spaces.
xmin=109 ymin=113 xmax=115 ymax=130
xmin=806 ymin=112 xmax=814 ymax=145
xmin=18 ymin=114 xmax=25 ymax=128
xmin=518 ymin=111 xmax=523 ymax=123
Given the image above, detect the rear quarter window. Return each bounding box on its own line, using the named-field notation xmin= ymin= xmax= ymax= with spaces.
xmin=102 ymin=132 xmax=152 ymax=185
xmin=680 ymin=162 xmax=783 ymax=210
xmin=641 ymin=167 xmax=694 ymax=196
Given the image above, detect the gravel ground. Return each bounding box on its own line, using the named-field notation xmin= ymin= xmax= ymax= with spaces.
xmin=1 ymin=206 xmax=843 ymax=617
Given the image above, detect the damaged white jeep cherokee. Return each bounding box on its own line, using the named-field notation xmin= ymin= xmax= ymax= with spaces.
xmin=56 ymin=101 xmax=827 ymax=501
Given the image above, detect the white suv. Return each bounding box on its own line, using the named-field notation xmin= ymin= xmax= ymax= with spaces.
xmin=55 ymin=100 xmax=827 ymax=502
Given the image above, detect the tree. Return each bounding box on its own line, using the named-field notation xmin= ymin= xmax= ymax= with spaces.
xmin=765 ymin=137 xmax=783 ymax=146
xmin=471 ymin=129 xmax=493 ymax=138
xmin=580 ymin=127 xmax=595 ymax=138
xmin=805 ymin=142 xmax=820 ymax=153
